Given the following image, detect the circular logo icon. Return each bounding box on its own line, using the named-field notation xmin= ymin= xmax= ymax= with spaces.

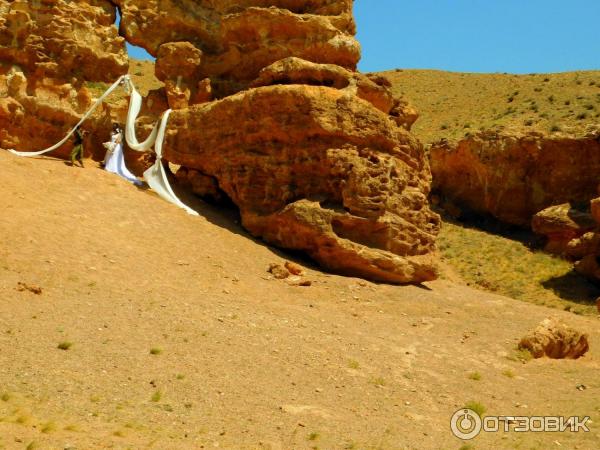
xmin=451 ymin=408 xmax=482 ymax=440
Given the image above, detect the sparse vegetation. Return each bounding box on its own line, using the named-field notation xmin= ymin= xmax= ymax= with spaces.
xmin=41 ymin=421 xmax=57 ymax=433
xmin=468 ymin=372 xmax=482 ymax=381
xmin=57 ymin=341 xmax=73 ymax=350
xmin=150 ymin=347 xmax=163 ymax=355
xmin=347 ymin=359 xmax=360 ymax=369
xmin=308 ymin=432 xmax=320 ymax=441
xmin=438 ymin=219 xmax=598 ymax=315
xmin=508 ymin=347 xmax=533 ymax=363
xmin=502 ymin=369 xmax=516 ymax=378
xmin=464 ymin=401 xmax=486 ymax=417
xmin=370 ymin=377 xmax=386 ymax=387
xmin=151 ymin=390 xmax=162 ymax=402
xmin=379 ymin=69 xmax=600 ymax=144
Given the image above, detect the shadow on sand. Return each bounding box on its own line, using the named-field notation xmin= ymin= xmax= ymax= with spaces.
xmin=541 ymin=270 xmax=600 ymax=305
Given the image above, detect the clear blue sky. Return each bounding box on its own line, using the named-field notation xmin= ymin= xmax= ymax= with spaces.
xmin=125 ymin=1 xmax=600 ymax=74
xmin=355 ymin=0 xmax=600 ymax=73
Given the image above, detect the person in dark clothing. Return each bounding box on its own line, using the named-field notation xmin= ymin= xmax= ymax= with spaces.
xmin=70 ymin=127 xmax=85 ymax=167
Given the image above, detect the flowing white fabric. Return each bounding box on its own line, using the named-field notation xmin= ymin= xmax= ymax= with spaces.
xmin=8 ymin=75 xmax=128 ymax=157
xmin=104 ymin=131 xmax=142 ymax=186
xmin=124 ymin=81 xmax=160 ymax=152
xmin=143 ymin=110 xmax=199 ymax=216
xmin=7 ymin=76 xmax=198 ymax=215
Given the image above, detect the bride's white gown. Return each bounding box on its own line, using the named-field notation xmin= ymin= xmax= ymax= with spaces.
xmin=104 ymin=132 xmax=142 ymax=185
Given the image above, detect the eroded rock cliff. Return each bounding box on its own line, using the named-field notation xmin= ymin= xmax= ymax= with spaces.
xmin=114 ymin=0 xmax=359 ymax=98
xmin=0 ymin=0 xmax=128 ymax=156
xmin=430 ymin=130 xmax=600 ymax=227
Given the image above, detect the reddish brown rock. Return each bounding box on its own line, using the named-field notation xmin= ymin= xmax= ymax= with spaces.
xmin=251 ymin=57 xmax=394 ymax=114
xmin=155 ymin=42 xmax=203 ymax=109
xmin=519 ymin=318 xmax=589 ymax=359
xmin=532 ymin=203 xmax=596 ymax=255
xmin=113 ymin=0 xmax=359 ymax=96
xmin=163 ymin=84 xmax=440 ymax=283
xmin=284 ymin=261 xmax=305 ymax=276
xmin=533 ymin=196 xmax=600 ymax=283
xmin=430 ymin=131 xmax=600 ymax=227
xmin=0 ymin=0 xmax=128 ymax=156
xmin=268 ymin=263 xmax=291 ymax=280
xmin=566 ymin=232 xmax=600 ymax=260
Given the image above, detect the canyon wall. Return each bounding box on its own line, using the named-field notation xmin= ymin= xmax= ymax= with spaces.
xmin=0 ymin=0 xmax=128 ymax=156
xmin=430 ymin=130 xmax=600 ymax=227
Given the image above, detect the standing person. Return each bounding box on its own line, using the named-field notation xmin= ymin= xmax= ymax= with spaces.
xmin=70 ymin=127 xmax=85 ymax=167
xmin=103 ymin=123 xmax=142 ymax=186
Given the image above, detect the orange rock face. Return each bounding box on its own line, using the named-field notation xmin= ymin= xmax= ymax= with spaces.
xmin=430 ymin=131 xmax=600 ymax=227
xmin=533 ymin=198 xmax=600 ymax=282
xmin=165 ymin=83 xmax=440 ymax=283
xmin=0 ymin=0 xmax=128 ymax=155
xmin=532 ymin=203 xmax=596 ymax=254
xmin=114 ymin=0 xmax=359 ymax=96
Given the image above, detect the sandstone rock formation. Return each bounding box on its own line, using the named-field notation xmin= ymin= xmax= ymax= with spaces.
xmin=0 ymin=0 xmax=128 ymax=157
xmin=519 ymin=318 xmax=589 ymax=359
xmin=533 ymin=197 xmax=600 ymax=282
xmin=166 ymin=83 xmax=440 ymax=283
xmin=430 ymin=130 xmax=600 ymax=227
xmin=1 ymin=0 xmax=440 ymax=283
xmin=532 ymin=203 xmax=597 ymax=254
xmin=114 ymin=0 xmax=360 ymax=98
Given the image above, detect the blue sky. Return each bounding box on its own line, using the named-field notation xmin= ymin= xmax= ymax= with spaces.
xmin=355 ymin=0 xmax=600 ymax=73
xmin=125 ymin=1 xmax=600 ymax=74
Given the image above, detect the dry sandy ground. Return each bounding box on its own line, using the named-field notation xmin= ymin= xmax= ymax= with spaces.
xmin=0 ymin=151 xmax=599 ymax=450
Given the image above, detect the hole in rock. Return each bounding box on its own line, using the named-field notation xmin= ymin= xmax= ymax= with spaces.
xmin=114 ymin=8 xmax=155 ymax=62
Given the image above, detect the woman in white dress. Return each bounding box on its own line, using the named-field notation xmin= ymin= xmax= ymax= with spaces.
xmin=103 ymin=124 xmax=142 ymax=186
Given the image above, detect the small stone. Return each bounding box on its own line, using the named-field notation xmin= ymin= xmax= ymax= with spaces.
xmin=284 ymin=261 xmax=304 ymax=276
xmin=519 ymin=318 xmax=589 ymax=359
xmin=268 ymin=263 xmax=290 ymax=280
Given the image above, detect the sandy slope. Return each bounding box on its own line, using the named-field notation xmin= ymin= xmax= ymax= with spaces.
xmin=0 ymin=151 xmax=599 ymax=450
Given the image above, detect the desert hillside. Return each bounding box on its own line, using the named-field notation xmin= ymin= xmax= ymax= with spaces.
xmin=2 ymin=1 xmax=599 ymax=448
xmin=378 ymin=69 xmax=600 ymax=144
xmin=1 ymin=151 xmax=599 ymax=449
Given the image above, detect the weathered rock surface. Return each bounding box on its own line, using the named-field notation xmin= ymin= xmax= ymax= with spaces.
xmin=519 ymin=318 xmax=589 ymax=359
xmin=430 ymin=131 xmax=600 ymax=227
xmin=165 ymin=84 xmax=440 ymax=283
xmin=533 ymin=198 xmax=600 ymax=283
xmin=532 ymin=203 xmax=596 ymax=254
xmin=0 ymin=0 xmax=128 ymax=156
xmin=114 ymin=0 xmax=359 ymax=97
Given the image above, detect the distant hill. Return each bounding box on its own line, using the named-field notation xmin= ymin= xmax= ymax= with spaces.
xmin=377 ymin=69 xmax=600 ymax=144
